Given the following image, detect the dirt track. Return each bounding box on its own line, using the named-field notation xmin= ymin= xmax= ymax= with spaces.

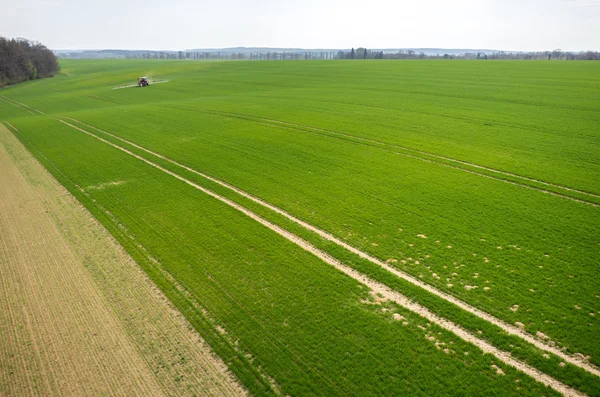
xmin=0 ymin=124 xmax=245 ymax=397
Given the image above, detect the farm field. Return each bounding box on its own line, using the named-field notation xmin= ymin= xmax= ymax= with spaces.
xmin=0 ymin=124 xmax=245 ymax=396
xmin=1 ymin=59 xmax=599 ymax=396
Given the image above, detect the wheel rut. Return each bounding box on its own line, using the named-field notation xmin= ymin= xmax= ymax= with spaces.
xmin=56 ymin=118 xmax=589 ymax=396
xmin=168 ymin=104 xmax=600 ymax=206
xmin=62 ymin=115 xmax=600 ymax=379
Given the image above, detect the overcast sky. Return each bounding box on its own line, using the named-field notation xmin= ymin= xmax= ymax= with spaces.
xmin=1 ymin=0 xmax=599 ymax=51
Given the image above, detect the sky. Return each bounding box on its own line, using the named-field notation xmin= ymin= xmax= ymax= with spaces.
xmin=1 ymin=0 xmax=599 ymax=51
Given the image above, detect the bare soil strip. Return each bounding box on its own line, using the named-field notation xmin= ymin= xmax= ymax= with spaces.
xmin=171 ymin=106 xmax=599 ymax=205
xmin=63 ymin=116 xmax=600 ymax=378
xmin=59 ymin=119 xmax=587 ymax=396
xmin=0 ymin=124 xmax=246 ymax=397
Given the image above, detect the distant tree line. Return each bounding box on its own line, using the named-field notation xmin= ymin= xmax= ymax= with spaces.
xmin=57 ymin=47 xmax=600 ymax=62
xmin=0 ymin=37 xmax=59 ymax=87
xmin=117 ymin=51 xmax=339 ymax=60
xmin=334 ymin=47 xmax=600 ymax=60
xmin=118 ymin=48 xmax=600 ymax=61
xmin=483 ymin=49 xmax=600 ymax=60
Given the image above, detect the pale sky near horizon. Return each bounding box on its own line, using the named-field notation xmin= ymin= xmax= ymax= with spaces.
xmin=1 ymin=0 xmax=599 ymax=51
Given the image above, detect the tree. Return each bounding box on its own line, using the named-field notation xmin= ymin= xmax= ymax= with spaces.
xmin=350 ymin=48 xmax=355 ymax=59
xmin=0 ymin=37 xmax=58 ymax=87
xmin=551 ymin=49 xmax=562 ymax=60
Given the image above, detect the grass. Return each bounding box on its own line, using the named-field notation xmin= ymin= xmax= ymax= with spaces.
xmin=1 ymin=58 xmax=599 ymax=395
xmin=54 ymin=114 xmax=600 ymax=396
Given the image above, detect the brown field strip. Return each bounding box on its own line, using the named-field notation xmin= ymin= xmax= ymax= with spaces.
xmin=0 ymin=124 xmax=246 ymax=397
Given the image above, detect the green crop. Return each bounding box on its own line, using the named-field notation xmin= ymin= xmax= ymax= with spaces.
xmin=1 ymin=58 xmax=598 ymax=396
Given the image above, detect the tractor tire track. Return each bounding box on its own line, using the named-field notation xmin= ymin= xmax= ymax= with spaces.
xmin=82 ymin=94 xmax=121 ymax=105
xmin=57 ymin=118 xmax=588 ymax=397
xmin=168 ymin=105 xmax=600 ymax=205
xmin=2 ymin=92 xmax=597 ymax=205
xmin=62 ymin=116 xmax=600 ymax=378
xmin=0 ymin=95 xmax=46 ymax=115
xmin=0 ymin=95 xmax=37 ymax=115
xmin=4 ymin=121 xmax=18 ymax=132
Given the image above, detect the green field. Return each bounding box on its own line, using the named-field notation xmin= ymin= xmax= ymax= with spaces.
xmin=1 ymin=59 xmax=599 ymax=396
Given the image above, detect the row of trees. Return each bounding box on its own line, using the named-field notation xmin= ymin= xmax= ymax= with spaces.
xmin=484 ymin=50 xmax=600 ymax=60
xmin=121 ymin=48 xmax=600 ymax=61
xmin=125 ymin=51 xmax=340 ymax=60
xmin=0 ymin=37 xmax=59 ymax=87
xmin=335 ymin=48 xmax=600 ymax=60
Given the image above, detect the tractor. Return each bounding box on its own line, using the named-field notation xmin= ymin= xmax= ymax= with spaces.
xmin=138 ymin=77 xmax=149 ymax=87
